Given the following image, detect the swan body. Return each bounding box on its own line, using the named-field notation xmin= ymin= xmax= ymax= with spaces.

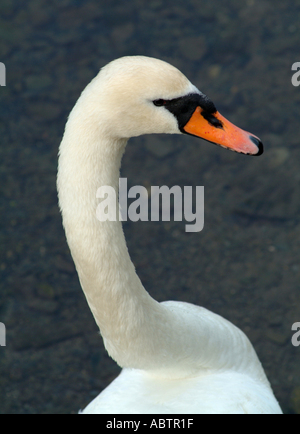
xmin=57 ymin=56 xmax=282 ymax=414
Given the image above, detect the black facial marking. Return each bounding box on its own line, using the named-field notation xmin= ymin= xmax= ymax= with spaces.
xmin=201 ymin=111 xmax=223 ymax=129
xmin=153 ymin=93 xmax=219 ymax=131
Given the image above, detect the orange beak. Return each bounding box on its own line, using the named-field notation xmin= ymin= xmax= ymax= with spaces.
xmin=183 ymin=107 xmax=263 ymax=156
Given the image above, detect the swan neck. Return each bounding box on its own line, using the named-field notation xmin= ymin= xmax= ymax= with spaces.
xmin=58 ymin=117 xmax=167 ymax=370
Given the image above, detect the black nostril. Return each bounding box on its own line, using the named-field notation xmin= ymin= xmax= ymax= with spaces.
xmin=250 ymin=135 xmax=264 ymax=156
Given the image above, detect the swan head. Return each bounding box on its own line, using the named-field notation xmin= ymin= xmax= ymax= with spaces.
xmin=75 ymin=56 xmax=263 ymax=155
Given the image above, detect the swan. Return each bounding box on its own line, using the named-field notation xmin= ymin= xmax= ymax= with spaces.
xmin=57 ymin=56 xmax=282 ymax=414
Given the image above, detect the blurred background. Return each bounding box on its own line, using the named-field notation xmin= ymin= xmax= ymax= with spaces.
xmin=0 ymin=0 xmax=299 ymax=414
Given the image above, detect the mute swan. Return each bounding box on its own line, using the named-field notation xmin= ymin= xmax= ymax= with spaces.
xmin=57 ymin=56 xmax=282 ymax=414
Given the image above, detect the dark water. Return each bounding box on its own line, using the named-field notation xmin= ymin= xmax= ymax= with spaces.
xmin=0 ymin=0 xmax=300 ymax=414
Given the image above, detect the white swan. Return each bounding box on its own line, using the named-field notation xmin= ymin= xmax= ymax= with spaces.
xmin=57 ymin=56 xmax=282 ymax=414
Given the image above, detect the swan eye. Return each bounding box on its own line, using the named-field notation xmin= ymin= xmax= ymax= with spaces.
xmin=153 ymin=99 xmax=167 ymax=107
